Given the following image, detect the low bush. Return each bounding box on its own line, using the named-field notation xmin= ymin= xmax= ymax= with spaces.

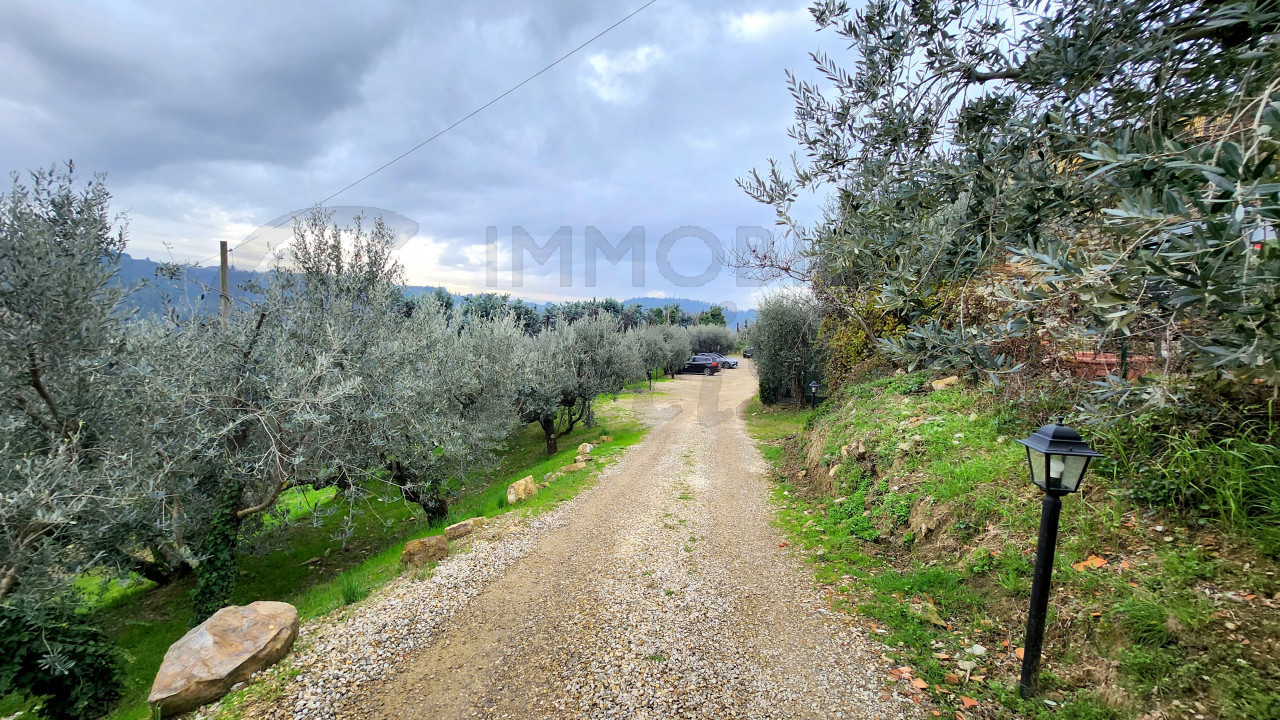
xmin=0 ymin=598 xmax=123 ymax=720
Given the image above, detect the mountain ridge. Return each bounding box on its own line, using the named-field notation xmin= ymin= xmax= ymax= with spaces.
xmin=113 ymin=254 xmax=756 ymax=325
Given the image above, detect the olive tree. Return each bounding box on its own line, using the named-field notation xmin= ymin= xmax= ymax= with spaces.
xmin=659 ymin=325 xmax=693 ymax=376
xmin=688 ymin=325 xmax=735 ymax=355
xmin=631 ymin=325 xmax=670 ymax=389
xmin=740 ymin=0 xmax=1280 ymax=414
xmin=0 ymin=167 xmax=151 ymax=716
xmin=125 ymin=209 xmax=526 ymax=619
xmin=518 ymin=316 xmax=644 ymax=455
xmin=750 ymin=294 xmax=821 ymax=404
xmin=0 ymin=166 xmax=161 ymax=604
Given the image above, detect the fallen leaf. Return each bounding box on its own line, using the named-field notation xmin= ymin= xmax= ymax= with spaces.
xmin=934 ymin=653 xmax=952 ymax=660
xmin=961 ymin=697 xmax=979 ymax=709
xmin=1245 ymin=594 xmax=1257 ymax=601
xmin=955 ymin=713 xmax=967 ymax=720
xmin=1015 ymin=648 xmax=1025 ymax=660
xmin=944 ymin=673 xmax=961 ymax=684
xmin=778 ymin=542 xmax=790 ymax=548
xmin=1071 ymin=555 xmax=1109 ymax=571
xmin=911 ymin=678 xmax=929 ymax=689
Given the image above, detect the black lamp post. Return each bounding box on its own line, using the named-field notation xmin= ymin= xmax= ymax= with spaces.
xmin=806 ymin=380 xmax=820 ymax=407
xmin=1016 ymin=418 xmax=1103 ymax=698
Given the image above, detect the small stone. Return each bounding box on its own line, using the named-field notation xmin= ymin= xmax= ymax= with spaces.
xmin=966 ymin=644 xmax=986 ymax=656
xmin=931 ymin=376 xmax=960 ymax=391
xmin=506 ymin=475 xmax=538 ymax=504
xmin=574 ymin=454 xmax=594 ymax=463
xmin=444 ymin=519 xmax=473 ymax=540
xmin=559 ymin=461 xmax=588 ymax=473
xmin=401 ymin=536 xmax=448 ymax=567
xmin=1224 ymin=621 xmax=1238 ymax=630
xmin=577 ymin=442 xmax=594 ymax=455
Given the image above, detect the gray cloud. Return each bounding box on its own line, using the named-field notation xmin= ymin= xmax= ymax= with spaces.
xmin=0 ymin=0 xmax=829 ymax=306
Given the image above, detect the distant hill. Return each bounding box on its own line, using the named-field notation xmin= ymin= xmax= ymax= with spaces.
xmin=615 ymin=296 xmax=756 ymax=328
xmin=111 ymin=254 xmax=755 ymax=325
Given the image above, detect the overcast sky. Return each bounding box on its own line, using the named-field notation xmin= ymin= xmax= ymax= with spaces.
xmin=0 ymin=0 xmax=834 ymax=309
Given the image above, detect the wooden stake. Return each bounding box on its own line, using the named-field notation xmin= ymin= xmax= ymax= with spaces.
xmin=219 ymin=241 xmax=230 ymax=323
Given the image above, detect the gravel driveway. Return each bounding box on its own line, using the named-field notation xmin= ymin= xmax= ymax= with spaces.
xmin=257 ymin=362 xmax=917 ymax=720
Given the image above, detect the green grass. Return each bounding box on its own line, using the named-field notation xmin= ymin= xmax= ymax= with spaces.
xmin=52 ymin=400 xmax=650 ymax=720
xmin=745 ymin=372 xmax=1280 ymax=720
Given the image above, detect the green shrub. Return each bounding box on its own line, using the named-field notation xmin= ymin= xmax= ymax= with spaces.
xmin=758 ymin=381 xmax=777 ymax=405
xmin=0 ymin=599 xmax=123 ymax=720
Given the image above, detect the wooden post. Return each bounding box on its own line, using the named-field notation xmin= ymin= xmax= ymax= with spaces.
xmin=219 ymin=241 xmax=230 ymax=323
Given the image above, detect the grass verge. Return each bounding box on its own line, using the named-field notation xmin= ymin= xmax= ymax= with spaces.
xmin=744 ymin=376 xmax=1279 ymax=720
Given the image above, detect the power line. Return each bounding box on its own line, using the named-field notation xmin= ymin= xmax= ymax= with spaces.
xmin=194 ymin=0 xmax=658 ymax=267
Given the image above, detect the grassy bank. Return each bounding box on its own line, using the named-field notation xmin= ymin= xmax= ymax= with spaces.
xmin=745 ymin=374 xmax=1279 ymax=720
xmin=36 ymin=395 xmax=649 ymax=720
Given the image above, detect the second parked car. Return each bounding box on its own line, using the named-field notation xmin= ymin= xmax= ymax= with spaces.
xmin=707 ymin=352 xmax=738 ymax=369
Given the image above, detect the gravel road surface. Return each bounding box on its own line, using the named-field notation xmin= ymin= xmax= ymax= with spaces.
xmin=256 ymin=362 xmax=917 ymax=720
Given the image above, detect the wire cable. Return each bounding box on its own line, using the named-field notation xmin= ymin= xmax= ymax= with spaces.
xmin=193 ymin=0 xmax=658 ymax=267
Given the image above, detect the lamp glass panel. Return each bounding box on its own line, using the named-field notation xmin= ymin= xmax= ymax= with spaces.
xmin=1056 ymin=454 xmax=1090 ymax=492
xmin=1027 ymin=449 xmax=1049 ymax=490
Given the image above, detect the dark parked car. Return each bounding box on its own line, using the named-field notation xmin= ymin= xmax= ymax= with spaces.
xmin=707 ymin=353 xmax=738 ymax=369
xmin=742 ymin=346 xmax=754 ymax=358
xmin=682 ymin=354 xmax=721 ymax=375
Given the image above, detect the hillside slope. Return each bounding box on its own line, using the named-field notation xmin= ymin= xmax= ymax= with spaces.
xmin=746 ymin=373 xmax=1279 ymax=720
